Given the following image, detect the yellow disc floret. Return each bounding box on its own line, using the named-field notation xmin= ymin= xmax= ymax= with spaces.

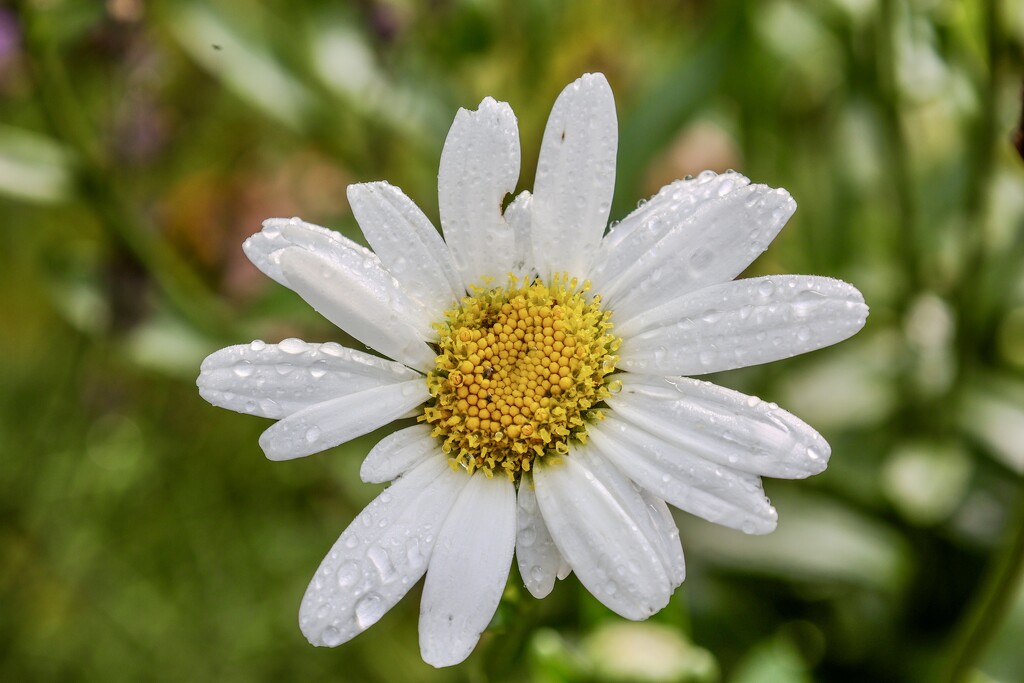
xmin=421 ymin=274 xmax=621 ymax=480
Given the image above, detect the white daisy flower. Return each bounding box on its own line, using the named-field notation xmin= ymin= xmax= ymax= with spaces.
xmin=198 ymin=73 xmax=867 ymax=667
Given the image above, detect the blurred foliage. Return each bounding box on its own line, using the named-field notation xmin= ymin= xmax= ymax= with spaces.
xmin=1 ymin=0 xmax=1023 ymax=681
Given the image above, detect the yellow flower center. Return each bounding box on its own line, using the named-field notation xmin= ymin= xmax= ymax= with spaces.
xmin=422 ymin=274 xmax=621 ymax=479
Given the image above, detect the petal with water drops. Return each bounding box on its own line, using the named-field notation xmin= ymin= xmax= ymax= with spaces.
xmin=531 ymin=73 xmax=617 ymax=281
xmin=258 ymin=379 xmax=428 ymax=461
xmin=515 ymin=474 xmax=567 ymax=599
xmin=299 ymin=456 xmax=466 ymax=648
xmin=617 ymin=275 xmax=868 ymax=374
xmin=606 ymin=374 xmax=831 ymax=479
xmin=198 ymin=340 xmax=419 ymax=419
xmin=590 ymin=415 xmax=778 ymax=534
xmin=438 ymin=97 xmax=520 ymax=288
xmin=419 ymin=473 xmax=517 ymax=667
xmin=534 ymin=447 xmax=671 ymax=620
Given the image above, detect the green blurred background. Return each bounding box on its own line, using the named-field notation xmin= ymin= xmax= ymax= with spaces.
xmin=2 ymin=0 xmax=1023 ymax=681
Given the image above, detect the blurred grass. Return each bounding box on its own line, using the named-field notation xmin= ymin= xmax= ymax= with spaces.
xmin=1 ymin=0 xmax=1023 ymax=681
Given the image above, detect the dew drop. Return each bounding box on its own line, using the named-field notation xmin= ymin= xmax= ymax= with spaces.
xmin=519 ymin=527 xmax=537 ymax=547
xmin=279 ymin=338 xmax=308 ymax=355
xmin=233 ymin=361 xmax=254 ymax=378
xmin=355 ymin=594 xmax=385 ymax=629
xmin=262 ymin=222 xmax=282 ymax=239
xmin=316 ymin=604 xmax=330 ymax=619
xmin=250 ymin=339 xmax=266 ymax=351
xmin=244 ymin=400 xmax=257 ymax=413
xmin=406 ymin=538 xmax=423 ymax=568
xmin=344 ymin=535 xmax=359 ymax=549
xmin=701 ymin=309 xmax=722 ymax=324
xmin=368 ymin=546 xmax=397 ymax=582
xmin=305 ymin=426 xmax=322 ymax=444
xmin=530 ymin=565 xmax=546 ymax=583
xmin=741 ymin=521 xmax=757 ymax=535
xmin=335 ymin=565 xmax=360 ymax=589
xmin=309 ymin=360 xmax=329 ymax=379
xmin=797 ymin=326 xmax=811 ymax=342
xmin=758 ymin=280 xmax=775 ymax=297
xmin=320 ymin=626 xmax=343 ymax=647
xmin=745 ymin=395 xmax=761 ymax=408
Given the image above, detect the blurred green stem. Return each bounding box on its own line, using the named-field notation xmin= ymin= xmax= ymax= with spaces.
xmin=943 ymin=482 xmax=1024 ymax=683
xmin=18 ymin=2 xmax=233 ymax=339
xmin=876 ymin=0 xmax=920 ymax=302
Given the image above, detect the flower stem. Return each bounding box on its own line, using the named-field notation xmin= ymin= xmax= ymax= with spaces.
xmin=943 ymin=480 xmax=1024 ymax=683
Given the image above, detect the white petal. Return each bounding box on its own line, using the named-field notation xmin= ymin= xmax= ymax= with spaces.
xmin=360 ymin=424 xmax=437 ymax=484
xmin=531 ymin=73 xmax=617 ymax=281
xmin=639 ymin=490 xmax=686 ymax=588
xmin=533 ymin=448 xmax=671 ymax=620
xmin=607 ymin=374 xmax=831 ymax=479
xmin=198 ymin=340 xmax=419 ymax=419
xmin=299 ymin=456 xmax=466 ymax=648
xmin=258 ymin=379 xmax=428 ymax=461
xmin=589 ymin=171 xmax=751 ymax=295
xmin=599 ymin=184 xmax=796 ymax=321
xmin=589 ymin=415 xmax=778 ymax=534
xmin=419 ymin=473 xmax=517 ymax=667
xmin=504 ymin=190 xmax=535 ymax=279
xmin=277 ymin=246 xmax=436 ymax=371
xmin=618 ymin=275 xmax=869 ymax=374
xmin=571 ymin=446 xmax=683 ymax=591
xmin=515 ymin=475 xmax=566 ymax=599
xmin=438 ymin=97 xmax=520 ymax=288
xmin=348 ymin=181 xmax=464 ymax=319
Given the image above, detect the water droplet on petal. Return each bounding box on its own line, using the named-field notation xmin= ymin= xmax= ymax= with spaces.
xmin=758 ymin=280 xmax=775 ymax=297
xmin=250 ymin=339 xmax=267 ymax=351
xmin=309 ymin=360 xmax=329 ymax=379
xmin=368 ymin=546 xmax=397 ymax=582
xmin=321 ymin=626 xmax=343 ymax=647
xmin=305 ymin=426 xmax=322 ymax=444
xmin=336 ymin=561 xmax=360 ymax=588
xmin=355 ymin=594 xmax=385 ymax=629
xmin=233 ymin=361 xmax=254 ymax=378
xmin=279 ymin=338 xmax=308 ymax=355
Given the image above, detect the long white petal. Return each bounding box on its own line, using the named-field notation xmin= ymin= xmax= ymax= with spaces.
xmin=618 ymin=275 xmax=868 ymax=374
xmin=639 ymin=489 xmax=686 ymax=588
xmin=299 ymin=456 xmax=466 ymax=648
xmin=590 ymin=415 xmax=778 ymax=534
xmin=360 ymin=424 xmax=437 ymax=484
xmin=531 ymin=73 xmax=617 ymax=281
xmin=607 ymin=374 xmax=831 ymax=479
xmin=198 ymin=340 xmax=419 ymax=419
xmin=348 ymin=181 xmax=464 ymax=318
xmin=515 ymin=474 xmax=566 ymax=599
xmin=258 ymin=379 xmax=428 ymax=461
xmin=438 ymin=97 xmax=520 ymax=288
xmin=600 ymin=184 xmax=796 ymax=321
xmin=420 ymin=473 xmax=517 ymax=667
xmin=589 ymin=171 xmax=751 ymax=295
xmin=533 ymin=449 xmax=671 ymax=620
xmin=277 ymin=246 xmax=436 ymax=371
xmin=572 ymin=446 xmax=684 ymax=590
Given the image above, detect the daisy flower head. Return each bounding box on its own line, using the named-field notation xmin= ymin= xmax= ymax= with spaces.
xmin=198 ymin=73 xmax=868 ymax=667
